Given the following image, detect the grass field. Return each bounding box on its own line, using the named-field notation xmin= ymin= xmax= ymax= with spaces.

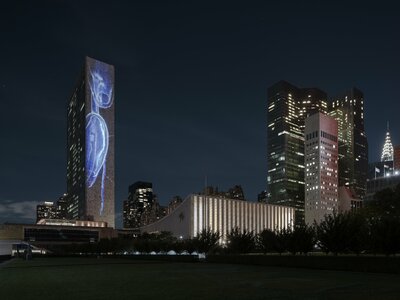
xmin=1 ymin=257 xmax=400 ymax=300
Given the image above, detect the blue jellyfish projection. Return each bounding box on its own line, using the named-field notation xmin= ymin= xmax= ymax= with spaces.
xmin=86 ymin=67 xmax=113 ymax=216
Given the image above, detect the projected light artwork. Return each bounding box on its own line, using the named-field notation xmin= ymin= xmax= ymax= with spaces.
xmin=86 ymin=67 xmax=113 ymax=216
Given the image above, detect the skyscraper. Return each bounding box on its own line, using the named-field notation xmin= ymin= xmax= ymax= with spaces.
xmin=123 ymin=181 xmax=154 ymax=228
xmin=66 ymin=57 xmax=115 ymax=228
xmin=267 ymin=81 xmax=327 ymax=225
xmin=381 ymin=122 xmax=394 ymax=162
xmin=328 ymin=88 xmax=368 ymax=199
xmin=36 ymin=202 xmax=57 ymax=223
xmin=304 ymin=113 xmax=338 ymax=225
xmin=394 ymin=145 xmax=400 ymax=171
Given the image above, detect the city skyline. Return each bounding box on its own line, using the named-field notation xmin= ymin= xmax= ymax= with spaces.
xmin=1 ymin=1 xmax=400 ymax=227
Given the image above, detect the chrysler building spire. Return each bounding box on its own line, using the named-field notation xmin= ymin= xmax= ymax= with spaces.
xmin=381 ymin=121 xmax=394 ymax=162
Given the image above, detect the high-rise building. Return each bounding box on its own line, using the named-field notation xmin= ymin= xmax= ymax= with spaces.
xmin=267 ymin=81 xmax=327 ymax=226
xmin=123 ymin=181 xmax=154 ymax=228
xmin=66 ymin=57 xmax=115 ymax=227
xmin=381 ymin=122 xmax=394 ymax=162
xmin=328 ymin=88 xmax=368 ymax=199
xmin=394 ymin=145 xmax=400 ymax=171
xmin=304 ymin=113 xmax=338 ymax=225
xmin=36 ymin=202 xmax=57 ymax=223
xmin=56 ymin=194 xmax=68 ymax=219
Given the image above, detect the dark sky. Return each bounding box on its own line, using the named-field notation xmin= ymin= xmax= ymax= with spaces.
xmin=1 ymin=0 xmax=399 ymax=227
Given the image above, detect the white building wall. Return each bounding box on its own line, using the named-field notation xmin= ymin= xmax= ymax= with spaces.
xmin=305 ymin=113 xmax=339 ymax=225
xmin=141 ymin=194 xmax=295 ymax=240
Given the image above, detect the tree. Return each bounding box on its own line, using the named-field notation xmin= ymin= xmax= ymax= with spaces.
xmin=226 ymin=227 xmax=255 ymax=254
xmin=288 ymin=225 xmax=315 ymax=255
xmin=195 ymin=228 xmax=220 ymax=253
xmin=274 ymin=227 xmax=290 ymax=254
xmin=346 ymin=213 xmax=368 ymax=255
xmin=315 ymin=213 xmax=350 ymax=255
xmin=365 ymin=183 xmax=400 ymax=217
xmin=258 ymin=229 xmax=277 ymax=253
xmin=369 ymin=216 xmax=400 ymax=255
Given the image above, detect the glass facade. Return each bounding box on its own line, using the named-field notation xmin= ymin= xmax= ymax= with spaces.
xmin=267 ymin=81 xmax=327 ymax=226
xmin=123 ymin=182 xmax=154 ymax=228
xmin=329 ymin=88 xmax=368 ymax=199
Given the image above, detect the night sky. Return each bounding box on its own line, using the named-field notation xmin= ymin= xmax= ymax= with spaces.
xmin=1 ymin=1 xmax=399 ymax=227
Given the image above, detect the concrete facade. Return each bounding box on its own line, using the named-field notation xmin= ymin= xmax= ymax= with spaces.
xmin=140 ymin=194 xmax=295 ymax=241
xmin=305 ymin=113 xmax=339 ymax=225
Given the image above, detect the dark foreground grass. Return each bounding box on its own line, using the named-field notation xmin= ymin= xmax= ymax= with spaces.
xmin=1 ymin=257 xmax=399 ymax=300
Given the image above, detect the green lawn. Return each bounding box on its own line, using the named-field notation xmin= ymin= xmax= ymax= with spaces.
xmin=1 ymin=257 xmax=399 ymax=299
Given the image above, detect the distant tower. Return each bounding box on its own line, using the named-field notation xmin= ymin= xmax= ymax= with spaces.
xmin=36 ymin=202 xmax=57 ymax=223
xmin=123 ymin=181 xmax=154 ymax=228
xmin=381 ymin=122 xmax=394 ymax=162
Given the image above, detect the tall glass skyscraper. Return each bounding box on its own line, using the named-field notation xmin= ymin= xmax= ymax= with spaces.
xmin=329 ymin=88 xmax=368 ymax=199
xmin=267 ymin=81 xmax=327 ymax=225
xmin=66 ymin=57 xmax=115 ymax=228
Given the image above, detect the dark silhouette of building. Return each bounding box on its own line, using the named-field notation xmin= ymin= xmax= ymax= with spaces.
xmin=200 ymin=185 xmax=246 ymax=200
xmin=36 ymin=202 xmax=57 ymax=223
xmin=267 ymin=80 xmax=327 ymax=226
xmin=328 ymin=88 xmax=368 ymax=199
xmin=56 ymin=194 xmax=68 ymax=220
xmin=257 ymin=190 xmax=268 ymax=203
xmin=66 ymin=57 xmax=115 ymax=227
xmin=366 ymin=174 xmax=400 ymax=202
xmin=123 ymin=181 xmax=155 ymax=228
xmin=36 ymin=194 xmax=71 ymax=223
xmin=394 ymin=145 xmax=400 ymax=171
xmin=226 ymin=185 xmax=245 ymax=200
xmin=368 ymin=161 xmax=394 ymax=180
xmin=167 ymin=196 xmax=183 ymax=214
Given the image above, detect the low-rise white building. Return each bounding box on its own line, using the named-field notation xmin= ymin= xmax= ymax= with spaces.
xmin=140 ymin=194 xmax=295 ymax=241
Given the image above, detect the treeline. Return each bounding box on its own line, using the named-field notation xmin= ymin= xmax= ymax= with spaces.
xmin=48 ymin=185 xmax=400 ymax=256
xmin=47 ymin=212 xmax=400 ymax=256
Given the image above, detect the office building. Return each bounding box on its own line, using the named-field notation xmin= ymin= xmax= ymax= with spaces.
xmin=226 ymin=185 xmax=245 ymax=200
xmin=36 ymin=202 xmax=57 ymax=223
xmin=267 ymin=81 xmax=327 ymax=225
xmin=56 ymin=194 xmax=68 ymax=219
xmin=257 ymin=190 xmax=268 ymax=203
xmin=366 ymin=173 xmax=400 ymax=202
xmin=66 ymin=57 xmax=115 ymax=228
xmin=36 ymin=195 xmax=70 ymax=224
xmin=123 ymin=181 xmax=154 ymax=228
xmin=338 ymin=186 xmax=362 ymax=212
xmin=167 ymin=196 xmax=183 ymax=214
xmin=304 ymin=113 xmax=338 ymax=225
xmin=368 ymin=161 xmax=394 ymax=180
xmin=394 ymin=145 xmax=400 ymax=171
xmin=328 ymin=88 xmax=368 ymax=199
xmin=141 ymin=194 xmax=295 ymax=242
